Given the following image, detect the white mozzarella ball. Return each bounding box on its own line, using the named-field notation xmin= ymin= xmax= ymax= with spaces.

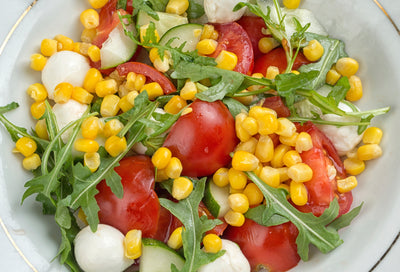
xmin=52 ymin=99 xmax=88 ymax=143
xmin=74 ymin=224 xmax=134 ymax=272
xmin=198 ymin=239 xmax=251 ymax=272
xmin=42 ymin=51 xmax=90 ymax=100
xmin=204 ymin=0 xmax=248 ymax=23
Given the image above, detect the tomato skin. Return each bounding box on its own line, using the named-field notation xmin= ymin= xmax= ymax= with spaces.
xmin=163 ymin=100 xmax=238 ymax=177
xmin=95 ymin=156 xmax=160 ymax=236
xmin=92 ymin=0 xmax=120 ymax=48
xmin=224 ymin=220 xmax=300 ymax=272
xmin=210 ymin=22 xmax=254 ymax=75
xmin=262 ymin=96 xmax=291 ymax=117
xmin=237 ymin=16 xmax=268 ymax=59
xmin=254 ymin=47 xmax=311 ymax=75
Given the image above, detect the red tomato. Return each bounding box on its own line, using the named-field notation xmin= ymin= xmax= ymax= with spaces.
xmin=253 ymin=47 xmax=311 ymax=75
xmin=95 ymin=156 xmax=160 ymax=236
xmin=224 ymin=220 xmax=300 ymax=272
xmin=116 ymin=62 xmax=177 ymax=95
xmin=295 ymin=122 xmax=352 ymax=216
xmin=92 ymin=0 xmax=120 ymax=48
xmin=237 ymin=16 xmax=268 ymax=59
xmin=163 ymin=100 xmax=238 ymax=177
xmin=210 ymin=22 xmax=254 ymax=75
xmin=262 ymin=96 xmax=291 ymax=117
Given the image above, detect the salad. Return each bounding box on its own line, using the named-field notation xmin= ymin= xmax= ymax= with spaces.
xmin=0 ymin=0 xmax=391 ymax=271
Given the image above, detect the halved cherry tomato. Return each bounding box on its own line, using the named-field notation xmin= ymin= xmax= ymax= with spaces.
xmin=163 ymin=100 xmax=238 ymax=177
xmin=210 ymin=22 xmax=254 ymax=75
xmin=95 ymin=156 xmax=160 ymax=236
xmin=116 ymin=62 xmax=177 ymax=94
xmin=262 ymin=96 xmax=291 ymax=117
xmin=253 ymin=47 xmax=311 ymax=75
xmin=92 ymin=0 xmax=121 ymax=48
xmin=238 ymin=16 xmax=268 ymax=59
xmin=224 ymin=220 xmax=300 ymax=272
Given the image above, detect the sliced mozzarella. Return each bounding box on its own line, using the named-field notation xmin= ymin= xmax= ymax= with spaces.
xmin=204 ymin=0 xmax=248 ymax=23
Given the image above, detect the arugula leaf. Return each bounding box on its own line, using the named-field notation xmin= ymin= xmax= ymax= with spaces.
xmin=328 ymin=202 xmax=363 ymax=231
xmin=327 ymin=76 xmax=350 ymax=106
xmin=0 ymin=102 xmax=18 ymax=114
xmin=245 ymin=204 xmax=289 ymax=227
xmin=117 ymin=0 xmax=128 ymax=10
xmin=222 ymin=97 xmax=249 ymax=117
xmin=160 ymin=178 xmax=225 ymax=271
xmin=130 ymin=0 xmax=159 ymax=19
xmin=187 ymin=0 xmax=205 ymax=19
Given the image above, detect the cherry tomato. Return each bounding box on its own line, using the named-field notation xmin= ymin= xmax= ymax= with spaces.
xmin=295 ymin=122 xmax=352 ymax=216
xmin=95 ymin=156 xmax=160 ymax=236
xmin=224 ymin=220 xmax=300 ymax=272
xmin=262 ymin=96 xmax=291 ymax=117
xmin=116 ymin=62 xmax=177 ymax=94
xmin=92 ymin=0 xmax=120 ymax=48
xmin=163 ymin=100 xmax=238 ymax=177
xmin=237 ymin=16 xmax=268 ymax=59
xmin=253 ymin=47 xmax=311 ymax=75
xmin=210 ymin=22 xmax=254 ymax=75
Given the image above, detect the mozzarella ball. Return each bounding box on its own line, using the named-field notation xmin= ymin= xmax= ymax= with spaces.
xmin=52 ymin=99 xmax=88 ymax=143
xmin=42 ymin=51 xmax=90 ymax=100
xmin=204 ymin=0 xmax=248 ymax=23
xmin=198 ymin=239 xmax=250 ymax=272
xmin=74 ymin=224 xmax=134 ymax=272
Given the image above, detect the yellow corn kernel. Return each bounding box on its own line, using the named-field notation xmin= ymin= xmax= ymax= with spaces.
xmin=363 ymin=127 xmax=383 ymax=145
xmin=172 ymin=177 xmax=193 ymax=200
xmin=81 ymin=116 xmax=101 ymax=140
xmin=193 ymin=28 xmax=202 ymax=38
xmin=287 ymin=163 xmax=313 ymax=183
xmin=224 ymin=210 xmax=245 ymax=227
xmin=303 ymin=39 xmax=324 ymax=62
xmin=166 ymin=0 xmax=189 ymax=15
xmin=180 ymin=80 xmax=198 ymax=101
xmin=196 ymin=39 xmax=218 ymax=55
xmin=126 ymin=90 xmax=139 ymax=106
xmin=265 ymin=66 xmax=280 ymax=80
xmin=22 ymin=153 xmax=41 ymax=171
xmin=259 ymin=166 xmax=280 ymax=188
xmin=81 ymin=28 xmax=97 ymax=43
xmin=164 ymin=95 xmax=188 ymax=114
xmin=228 ymin=193 xmax=250 ymax=214
xmin=213 ymin=167 xmax=230 ymax=187
xmin=235 ymin=137 xmax=258 ymax=154
xmin=152 ymin=147 xmax=172 ymax=169
xmin=72 ymin=87 xmax=94 ymax=104
xmin=84 ymin=152 xmax=101 ymax=172
xmin=203 ymin=234 xmax=222 ymax=253
xmin=27 ymin=83 xmax=47 ymax=102
xmin=95 ymin=79 xmax=118 ymax=97
xmin=335 ymin=57 xmax=359 ymax=77
xmin=346 ymin=75 xmax=363 ymax=101
xmin=277 ymin=167 xmax=290 ymax=182
xmin=80 ymin=9 xmax=99 ymax=29
xmin=118 ymin=95 xmax=134 ymax=112
xmin=30 ymin=101 xmax=46 ymax=119
xmin=249 ymin=105 xmax=277 ymax=119
xmin=156 ymin=168 xmax=169 ymax=182
xmin=35 ymin=119 xmax=49 ymax=140
xmin=291 ymin=70 xmax=300 ymax=75
xmin=258 ymin=37 xmax=279 ymax=54
xmin=168 ymin=227 xmax=183 ymax=250
xmin=271 ymin=144 xmax=291 ymax=168
xmin=343 ymin=157 xmax=365 ymax=176
xmin=124 ymin=72 xmax=137 ymax=91
xmin=74 ymin=138 xmax=99 ymax=153
xmin=255 ymin=135 xmax=274 ymax=163
xmin=30 ymin=53 xmax=47 ymax=71
xmin=134 ymin=74 xmax=146 ymax=91
xmin=201 ymin=24 xmax=215 ymax=40
xmin=140 ymin=82 xmax=164 ymax=100
xmin=103 ymin=119 xmax=124 ymax=138
xmin=124 ymin=229 xmax=142 ymax=260
xmin=54 ymin=34 xmax=74 ymax=51
xmin=88 ymin=0 xmax=109 ymax=9
xmin=232 ymin=150 xmax=260 ymax=172
xmin=279 ymin=132 xmax=299 ymax=147
xmin=40 ymin=39 xmax=58 ymax=57
xmin=241 ymin=116 xmax=258 ymax=136
xmin=235 ymin=112 xmax=251 ymax=142
xmin=283 ymin=0 xmax=301 ymax=9
xmin=101 ymin=94 xmax=121 ymax=117
xmin=257 ymin=113 xmax=278 ymax=135
xmin=295 ymin=132 xmax=313 ymax=153
xmin=83 ymin=68 xmax=103 ymax=93
xmin=326 ymin=69 xmax=341 ymax=85
xmin=337 ymin=176 xmax=358 ymax=193
xmin=251 ymin=72 xmax=264 ymax=78
xmin=54 ymin=82 xmax=73 ymax=103
xmin=77 ymin=208 xmax=88 ymax=226
xmin=234 ymin=90 xmax=254 ymax=106
xmin=228 ymin=168 xmax=247 ymax=190
xmin=283 ymin=150 xmax=302 ymax=167
xmin=211 ymin=30 xmax=219 ymax=40
xmin=140 ymin=24 xmax=160 ymax=45
xmin=16 ymin=137 xmax=37 ymax=157
xmin=215 ymin=50 xmax=238 ymax=71
xmin=290 ymin=181 xmax=308 ymax=206
xmin=153 ymin=56 xmax=170 ymax=73
xmin=357 ymin=144 xmax=382 ymax=161
xmin=149 ymin=48 xmax=160 ymax=63
xmin=87 ymin=45 xmax=101 ymax=62
xmin=243 ymin=183 xmax=263 ymax=206
xmin=105 ymin=135 xmax=127 ymax=157
xmin=275 ymin=118 xmax=296 ymax=137
xmin=230 ymin=187 xmax=244 ymax=194
xmin=165 ymin=157 xmax=183 ymax=179
xmin=278 ymin=183 xmax=290 ymax=198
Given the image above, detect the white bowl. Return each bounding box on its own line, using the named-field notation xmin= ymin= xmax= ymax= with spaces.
xmin=0 ymin=0 xmax=399 ymax=271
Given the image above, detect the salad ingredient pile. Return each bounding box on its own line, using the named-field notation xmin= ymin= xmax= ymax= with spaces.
xmin=0 ymin=0 xmax=390 ymax=271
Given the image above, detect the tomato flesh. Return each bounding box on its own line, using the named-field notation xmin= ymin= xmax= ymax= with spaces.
xmin=238 ymin=16 xmax=268 ymax=59
xmin=262 ymin=96 xmax=291 ymax=118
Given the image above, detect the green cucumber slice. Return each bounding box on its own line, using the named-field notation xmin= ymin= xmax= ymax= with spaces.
xmin=203 ymin=178 xmax=230 ymax=218
xmin=159 ymin=23 xmax=204 ymax=52
xmin=136 ymin=10 xmax=188 ymax=38
xmin=139 ymin=238 xmax=184 ymax=272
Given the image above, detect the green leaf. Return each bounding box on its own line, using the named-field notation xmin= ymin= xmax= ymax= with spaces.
xmin=328 ymin=202 xmax=363 ymax=231
xmin=327 ymin=76 xmax=350 ymax=106
xmin=187 ymin=0 xmax=205 ymax=19
xmin=131 ymin=0 xmax=159 ymax=19
xmin=160 ymin=178 xmax=225 ymax=271
xmin=245 ymin=205 xmax=289 ymax=227
xmin=222 ymin=97 xmax=248 ymax=117
xmin=55 ymin=204 xmax=72 ymax=229
xmin=0 ymin=102 xmax=18 ymax=114
xmin=117 ymin=0 xmax=128 ymax=9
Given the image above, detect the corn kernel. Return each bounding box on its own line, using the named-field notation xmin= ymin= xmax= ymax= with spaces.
xmin=335 ymin=57 xmax=359 ymax=77
xmin=290 ymin=181 xmax=308 ymax=206
xmin=234 ymin=90 xmax=254 ymax=106
xmin=54 ymin=34 xmax=74 ymax=51
xmin=287 ymin=163 xmax=313 ymax=183
xmin=72 ymin=87 xmax=94 ymax=104
xmin=84 ymin=152 xmax=101 ymax=173
xmin=140 ymin=82 xmax=164 ymax=100
xmin=228 ymin=168 xmax=247 ymax=190
xmin=337 ymin=176 xmax=358 ymax=193
xmin=27 ymin=83 xmax=47 ymax=102
xmin=257 ymin=113 xmax=278 ymax=135
xmin=279 ymin=132 xmax=299 ymax=147
xmin=74 ymin=138 xmax=99 ymax=153
xmin=228 ymin=193 xmax=250 ymax=214
xmin=156 ymin=168 xmax=169 ymax=182
xmin=249 ymin=105 xmax=277 ymax=119
xmin=232 ymin=151 xmax=260 ymax=172
xmin=166 ymin=0 xmax=189 ymax=15
xmin=363 ymin=127 xmax=383 ymax=145
xmin=196 ymin=39 xmax=218 ymax=55
xmin=357 ymin=144 xmax=382 ymax=161
xmin=35 ymin=119 xmax=49 ymax=140
xmin=30 ymin=101 xmax=46 ymax=119
xmin=22 ymin=153 xmax=41 ymax=170
xmin=165 ymin=157 xmax=183 ymax=179
xmin=152 ymin=147 xmax=172 ymax=169
xmin=80 ymin=9 xmax=99 ymax=29
xmin=88 ymin=0 xmax=109 ymax=9
xmin=343 ymin=157 xmax=365 ymax=176
xmin=215 ymin=50 xmax=238 ymax=71
xmin=283 ymin=0 xmax=301 ymax=9
xmin=81 ymin=28 xmax=97 ymax=43
xmin=303 ymin=39 xmax=324 ymax=62
xmin=101 ymin=94 xmax=121 ymax=117
xmin=258 ymin=37 xmax=279 ymax=54
xmin=295 ymin=132 xmax=313 ymax=153
xmin=201 ymin=24 xmax=215 ymax=40
xmin=255 ymin=135 xmax=274 ymax=163
xmin=172 ymin=177 xmax=193 ymax=200
xmin=105 ymin=135 xmax=127 ymax=157
xmin=283 ymin=150 xmax=302 ymax=167
xmin=277 ymin=167 xmax=290 ymax=182
xmin=243 ymin=183 xmax=264 ymax=206
xmin=164 ymin=95 xmax=187 ymax=114
xmin=265 ymin=66 xmax=280 ymax=79
xmin=224 ymin=210 xmax=245 ymax=227
xmin=271 ymin=144 xmax=291 ymax=168
xmin=16 ymin=137 xmax=37 ymax=157
xmin=96 ymin=79 xmax=118 ymax=97
xmin=103 ymin=119 xmax=124 ymax=138
xmin=326 ymin=69 xmax=341 ymax=85
xmin=40 ymin=39 xmax=58 ymax=57
xmin=118 ymin=95 xmax=134 ymax=112
xmin=235 ymin=112 xmax=251 ymax=142
xmin=241 ymin=116 xmax=258 ymax=136
xmin=124 ymin=229 xmax=142 ymax=260
xmin=275 ymin=118 xmax=296 ymax=137
xmin=168 ymin=227 xmax=183 ymax=250
xmin=213 ymin=168 xmax=230 ymax=187
xmin=30 ymin=53 xmax=47 ymax=71
xmin=83 ymin=68 xmax=103 ymax=93
xmin=88 ymin=45 xmax=101 ymax=62
xmin=77 ymin=208 xmax=88 ymax=226
xmin=346 ymin=75 xmax=363 ymax=101
xmin=259 ymin=166 xmax=280 ymax=188
xmin=81 ymin=116 xmax=101 ymax=140
xmin=203 ymin=234 xmax=222 ymax=253
xmin=235 ymin=137 xmax=258 ymax=154
xmin=54 ymin=82 xmax=73 ymax=103
xmin=153 ymin=56 xmax=170 ymax=73
xmin=140 ymin=24 xmax=160 ymax=45
xmin=180 ymin=80 xmax=198 ymax=101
